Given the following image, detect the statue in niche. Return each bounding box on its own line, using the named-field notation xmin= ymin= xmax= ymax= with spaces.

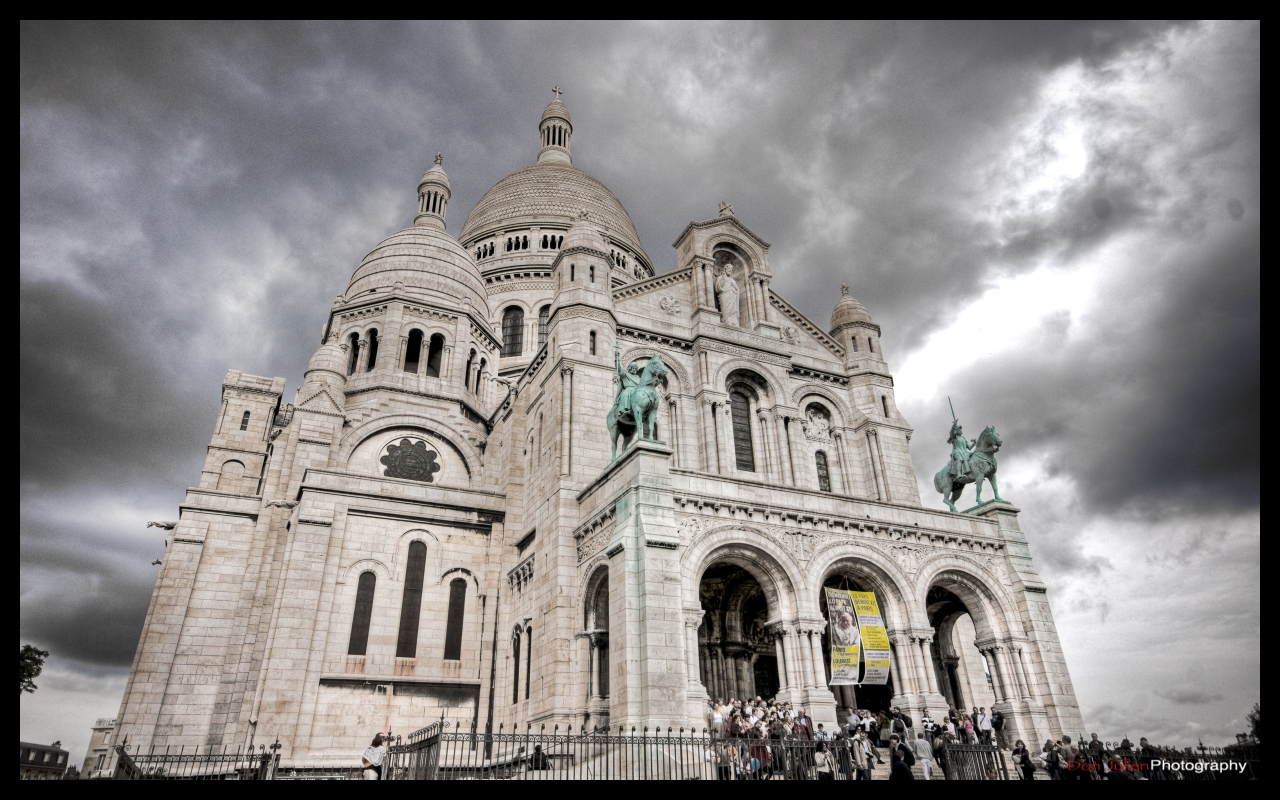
xmin=714 ymin=263 xmax=741 ymax=327
xmin=803 ymin=406 xmax=831 ymax=441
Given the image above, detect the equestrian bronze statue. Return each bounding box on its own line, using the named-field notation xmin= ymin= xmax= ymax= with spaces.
xmin=607 ymin=344 xmax=668 ymax=460
xmin=934 ymin=405 xmax=1003 ymax=512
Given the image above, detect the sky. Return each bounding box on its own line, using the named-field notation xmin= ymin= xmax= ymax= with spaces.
xmin=21 ymin=21 xmax=1258 ymax=761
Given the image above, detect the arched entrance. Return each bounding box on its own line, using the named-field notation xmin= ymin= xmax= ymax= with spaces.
xmin=582 ymin=567 xmax=610 ymax=729
xmin=818 ymin=573 xmax=897 ymax=715
xmin=926 ymin=585 xmax=995 ymax=714
xmin=698 ymin=563 xmax=780 ymax=701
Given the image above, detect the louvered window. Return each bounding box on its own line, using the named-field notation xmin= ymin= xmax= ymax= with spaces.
xmin=347 ymin=572 xmax=376 ymax=655
xmin=729 ymin=390 xmax=755 ymax=471
xmin=395 ymin=541 xmax=427 ymax=658
xmin=443 ymin=578 xmax=466 ymax=660
xmin=501 ymin=307 xmax=524 ymax=357
xmin=816 ymin=451 xmax=832 ymax=493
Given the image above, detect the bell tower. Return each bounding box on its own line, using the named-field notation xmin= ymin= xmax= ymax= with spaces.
xmin=537 ymin=87 xmax=573 ymax=165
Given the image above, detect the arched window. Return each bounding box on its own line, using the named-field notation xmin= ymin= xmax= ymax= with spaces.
xmin=464 ymin=349 xmax=475 ymax=391
xmin=366 ymin=329 xmax=379 ymax=371
xmin=537 ymin=305 xmax=550 ymax=349
xmin=347 ymin=333 xmax=360 ymax=375
xmin=395 ymin=541 xmax=427 ymax=658
xmin=524 ymin=625 xmax=533 ymax=699
xmin=589 ymin=265 xmax=595 ymax=282
xmin=882 ymin=395 xmax=890 ymax=418
xmin=557 ymin=236 xmax=563 ymax=249
xmin=570 ymin=263 xmax=575 ymax=281
xmin=443 ymin=578 xmax=467 ymax=660
xmin=425 ymin=334 xmax=445 ymax=378
xmin=501 ymin=307 xmax=524 ymax=357
xmin=868 ymin=337 xmax=875 ymax=353
xmin=404 ymin=330 xmax=423 ymax=373
xmin=522 ymin=235 xmax=528 ymax=250
xmin=816 ymin=451 xmax=832 ymax=492
xmin=240 ymin=411 xmax=250 ymax=431
xmin=217 ymin=460 xmax=245 ymax=492
xmin=512 ymin=631 xmax=522 ymax=704
xmin=347 ymin=571 xmax=376 ymax=655
xmin=541 ymin=234 xmax=548 ymax=248
xmin=850 ymin=336 xmax=859 ymax=352
xmin=589 ymin=331 xmax=597 ymax=356
xmin=729 ymin=390 xmax=756 ymax=471
xmin=475 ymin=358 xmax=486 ymax=393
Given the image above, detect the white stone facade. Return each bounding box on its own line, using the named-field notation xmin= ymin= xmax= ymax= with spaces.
xmin=113 ymin=97 xmax=1084 ymax=768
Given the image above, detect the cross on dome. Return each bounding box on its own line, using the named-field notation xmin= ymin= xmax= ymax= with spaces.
xmin=434 ymin=152 xmax=443 ymax=166
xmin=552 ymin=85 xmax=563 ymax=100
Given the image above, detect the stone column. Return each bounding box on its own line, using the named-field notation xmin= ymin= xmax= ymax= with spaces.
xmin=866 ymin=430 xmax=884 ymax=501
xmin=809 ymin=629 xmax=827 ymax=689
xmin=560 ymin=366 xmax=573 ymax=476
xmin=889 ymin=637 xmax=910 ymax=696
xmin=872 ymin=428 xmax=893 ymax=502
xmin=760 ymin=279 xmax=773 ymax=323
xmin=780 ymin=629 xmax=801 ymax=694
xmin=355 ymin=337 xmax=368 ymax=374
xmin=668 ymin=399 xmax=680 ymax=467
xmin=796 ymin=630 xmax=815 ymax=689
xmin=717 ymin=403 xmax=735 ymax=474
xmin=1015 ymin=646 xmax=1036 ymax=700
xmin=684 ymin=610 xmax=705 ymax=694
xmin=582 ymin=634 xmax=594 ymax=700
xmin=920 ymin=637 xmax=942 ymax=695
xmin=702 ymin=400 xmax=718 ymax=472
xmin=773 ymin=633 xmax=789 ymax=691
xmin=785 ymin=416 xmax=802 ymax=488
xmin=832 ymin=430 xmax=848 ymax=494
xmin=774 ymin=414 xmax=794 ymax=486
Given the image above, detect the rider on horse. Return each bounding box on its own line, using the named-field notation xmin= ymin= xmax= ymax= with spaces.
xmin=947 ymin=419 xmax=975 ymax=483
xmin=615 ymin=347 xmax=643 ymax=422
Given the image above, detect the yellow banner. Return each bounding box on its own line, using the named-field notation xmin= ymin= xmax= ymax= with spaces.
xmin=849 ymin=590 xmax=892 ymax=685
xmin=825 ymin=588 xmax=861 ymax=685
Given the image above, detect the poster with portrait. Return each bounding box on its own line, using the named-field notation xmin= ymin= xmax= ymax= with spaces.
xmin=850 ymin=590 xmax=892 ymax=685
xmin=825 ymin=588 xmax=861 ymax=685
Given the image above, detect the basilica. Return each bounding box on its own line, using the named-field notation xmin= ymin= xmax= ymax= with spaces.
xmin=113 ymin=95 xmax=1084 ymax=767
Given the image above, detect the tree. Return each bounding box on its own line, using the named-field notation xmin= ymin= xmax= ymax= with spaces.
xmin=20 ymin=645 xmax=48 ymax=694
xmin=1247 ymin=703 xmax=1260 ymax=742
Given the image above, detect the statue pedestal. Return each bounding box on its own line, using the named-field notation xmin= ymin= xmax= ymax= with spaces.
xmin=577 ymin=440 xmax=685 ymax=730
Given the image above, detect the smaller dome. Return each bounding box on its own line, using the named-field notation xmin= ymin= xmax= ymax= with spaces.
xmin=560 ymin=210 xmax=608 ymax=253
xmin=541 ymin=99 xmax=571 ymax=125
xmin=830 ymin=283 xmax=873 ymax=330
xmin=418 ymin=152 xmax=450 ymax=192
xmin=306 ymin=336 xmax=348 ymax=379
xmin=348 ymin=225 xmax=489 ymax=319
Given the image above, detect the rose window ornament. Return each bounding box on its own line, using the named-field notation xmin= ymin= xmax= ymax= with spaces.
xmin=380 ymin=438 xmax=442 ymax=482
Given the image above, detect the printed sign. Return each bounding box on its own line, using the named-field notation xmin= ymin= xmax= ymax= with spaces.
xmin=850 ymin=591 xmax=892 ymax=685
xmin=825 ymin=588 xmax=861 ymax=685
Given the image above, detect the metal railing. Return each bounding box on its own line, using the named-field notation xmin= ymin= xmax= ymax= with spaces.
xmin=110 ymin=739 xmax=280 ymax=780
xmin=386 ymin=722 xmax=865 ymax=780
xmin=940 ymin=743 xmax=1009 ymax=780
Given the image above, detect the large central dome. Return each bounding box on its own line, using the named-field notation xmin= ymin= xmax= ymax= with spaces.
xmin=459 ymin=161 xmax=646 ymax=256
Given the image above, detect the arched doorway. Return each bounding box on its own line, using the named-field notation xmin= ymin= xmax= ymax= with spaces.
xmin=582 ymin=567 xmax=610 ymax=729
xmin=926 ymin=585 xmax=996 ymax=714
xmin=818 ymin=573 xmax=897 ymax=715
xmin=698 ymin=563 xmax=780 ymax=702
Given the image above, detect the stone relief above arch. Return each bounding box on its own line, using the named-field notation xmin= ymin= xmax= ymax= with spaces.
xmin=790 ymin=384 xmax=853 ymax=424
xmin=392 ymin=528 xmax=440 ymax=579
xmin=680 ymin=524 xmax=807 ymax=619
xmin=712 ymin=359 xmax=788 ymax=403
xmin=439 ymin=566 xmax=483 ymax=593
xmin=337 ymin=413 xmax=480 ymax=482
xmin=920 ymin=561 xmax=1019 ymax=641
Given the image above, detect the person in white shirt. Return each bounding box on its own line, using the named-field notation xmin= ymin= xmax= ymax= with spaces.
xmin=361 ymin=733 xmax=386 ymax=780
xmin=977 ymin=707 xmax=994 ymax=745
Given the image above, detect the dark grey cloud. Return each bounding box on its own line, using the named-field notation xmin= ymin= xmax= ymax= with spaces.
xmin=20 ymin=21 xmax=1258 ymax=749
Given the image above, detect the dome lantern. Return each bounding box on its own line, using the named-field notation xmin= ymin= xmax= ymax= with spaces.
xmin=415 ymin=153 xmax=451 ymax=230
xmin=537 ymin=86 xmax=573 ymax=165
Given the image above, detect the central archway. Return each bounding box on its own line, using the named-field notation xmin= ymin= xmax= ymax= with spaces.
xmin=698 ymin=563 xmax=778 ymax=701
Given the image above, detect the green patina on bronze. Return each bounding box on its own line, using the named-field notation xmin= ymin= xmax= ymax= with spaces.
xmin=607 ymin=343 xmax=668 ymax=460
xmin=935 ymin=399 xmax=1003 ymax=512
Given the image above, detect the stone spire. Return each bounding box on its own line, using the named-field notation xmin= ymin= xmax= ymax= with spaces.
xmin=415 ymin=152 xmax=451 ymax=229
xmin=538 ymin=88 xmax=573 ymax=165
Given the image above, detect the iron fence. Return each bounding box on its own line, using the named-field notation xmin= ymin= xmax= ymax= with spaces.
xmin=110 ymin=739 xmax=280 ymax=780
xmin=939 ymin=743 xmax=1009 ymax=780
xmin=386 ymin=722 xmax=869 ymax=780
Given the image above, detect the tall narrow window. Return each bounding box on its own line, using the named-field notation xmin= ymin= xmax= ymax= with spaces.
xmin=525 ymin=626 xmax=533 ymax=699
xmin=589 ymin=331 xmax=597 ymax=356
xmin=464 ymin=349 xmax=475 ymax=391
xmin=570 ymin=263 xmax=575 ymax=281
xmin=850 ymin=336 xmax=859 ymax=352
xmin=538 ymin=305 xmax=550 ymax=349
xmin=589 ymin=265 xmax=595 ymax=282
xmin=501 ymin=307 xmax=524 ymax=357
xmin=522 ymin=235 xmax=528 ymax=249
xmin=882 ymin=395 xmax=890 ymax=417
xmin=366 ymin=329 xmax=379 ymax=371
xmin=240 ymin=411 xmax=250 ymax=431
xmin=476 ymin=358 xmax=486 ymax=393
xmin=347 ymin=572 xmax=376 ymax=655
xmin=404 ymin=330 xmax=423 ymax=373
xmin=395 ymin=541 xmax=427 ymax=658
xmin=443 ymin=578 xmax=466 ymax=660
xmin=816 ymin=451 xmax=832 ymax=492
xmin=541 ymin=234 xmax=548 ymax=248
xmin=426 ymin=334 xmax=444 ymax=378
xmin=868 ymin=337 xmax=875 ymax=353
xmin=347 ymin=333 xmax=360 ymax=375
xmin=729 ymin=390 xmax=756 ymax=471
xmin=512 ymin=632 xmax=522 ymax=704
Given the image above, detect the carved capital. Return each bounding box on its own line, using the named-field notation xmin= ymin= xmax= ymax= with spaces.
xmin=560 ymin=365 xmax=574 ymax=377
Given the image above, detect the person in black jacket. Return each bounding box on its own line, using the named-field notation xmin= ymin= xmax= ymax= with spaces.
xmin=888 ymin=733 xmax=916 ymax=781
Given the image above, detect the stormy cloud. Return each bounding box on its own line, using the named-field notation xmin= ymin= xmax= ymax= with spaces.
xmin=21 ymin=21 xmax=1258 ymax=757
